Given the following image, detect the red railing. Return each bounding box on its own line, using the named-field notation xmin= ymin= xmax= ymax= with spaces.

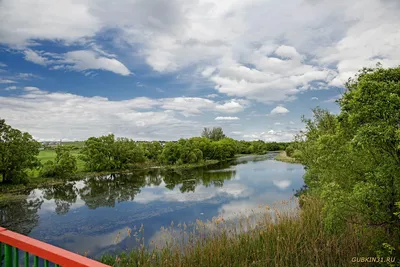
xmin=0 ymin=227 xmax=110 ymax=267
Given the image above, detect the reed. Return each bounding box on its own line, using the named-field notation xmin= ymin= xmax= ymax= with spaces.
xmin=101 ymin=196 xmax=376 ymax=267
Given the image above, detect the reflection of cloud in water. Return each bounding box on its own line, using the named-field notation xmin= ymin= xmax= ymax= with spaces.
xmin=61 ymin=227 xmax=131 ymax=255
xmin=134 ymin=183 xmax=252 ymax=204
xmin=272 ymin=180 xmax=291 ymax=189
xmin=147 ymin=197 xmax=298 ymax=250
xmin=30 ymin=181 xmax=88 ymax=214
xmin=218 ymin=201 xmax=266 ymax=219
xmin=133 ymin=191 xmax=163 ymax=204
xmin=217 ymin=189 xmax=298 ymax=221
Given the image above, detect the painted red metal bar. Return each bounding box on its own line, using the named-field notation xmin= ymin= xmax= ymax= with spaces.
xmin=0 ymin=227 xmax=110 ymax=267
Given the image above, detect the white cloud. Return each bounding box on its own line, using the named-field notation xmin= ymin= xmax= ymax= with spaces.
xmin=0 ymin=0 xmax=100 ymax=45
xmin=274 ymin=122 xmax=282 ymax=125
xmin=243 ymin=129 xmax=297 ymax=142
xmin=311 ymin=97 xmax=319 ymax=100
xmin=275 ymin=45 xmax=302 ymax=60
xmin=0 ymin=88 xmax=250 ymax=140
xmin=23 ymin=86 xmax=40 ymax=92
xmin=0 ymin=63 xmax=6 ymax=68
xmin=215 ymin=116 xmax=239 ymax=121
xmin=0 ymin=79 xmax=16 ymax=84
xmin=20 ymin=49 xmax=131 ymax=76
xmin=270 ymin=106 xmax=289 ymax=115
xmin=206 ymin=94 xmax=219 ymax=98
xmin=201 ymin=67 xmax=216 ymax=77
xmin=0 ymin=0 xmax=399 ymax=104
xmin=24 ymin=50 xmax=49 ymax=66
xmin=5 ymin=86 xmax=17 ymax=90
xmin=215 ymin=99 xmax=249 ymax=113
xmin=61 ymin=50 xmax=131 ymax=76
xmin=15 ymin=73 xmax=40 ymax=80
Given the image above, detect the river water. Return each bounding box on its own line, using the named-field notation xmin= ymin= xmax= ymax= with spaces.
xmin=0 ymin=152 xmax=304 ymax=259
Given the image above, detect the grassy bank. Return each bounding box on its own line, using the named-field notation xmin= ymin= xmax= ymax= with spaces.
xmin=100 ymin=197 xmax=377 ymax=267
xmin=274 ymin=151 xmax=300 ymax=163
xmin=0 ymin=157 xmax=221 ymax=195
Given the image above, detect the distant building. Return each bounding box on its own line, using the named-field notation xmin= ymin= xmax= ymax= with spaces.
xmin=41 ymin=140 xmax=62 ymax=147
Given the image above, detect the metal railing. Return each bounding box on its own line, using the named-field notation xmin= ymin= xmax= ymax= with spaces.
xmin=0 ymin=227 xmax=110 ymax=267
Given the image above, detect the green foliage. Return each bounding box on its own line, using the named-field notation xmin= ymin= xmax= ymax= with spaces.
xmin=285 ymin=145 xmax=295 ymax=157
xmin=80 ymin=134 xmax=145 ymax=171
xmin=143 ymin=141 xmax=163 ymax=161
xmin=297 ymin=65 xmax=400 ymax=246
xmin=0 ymin=119 xmax=40 ymax=184
xmin=201 ymin=127 xmax=226 ymax=141
xmin=80 ymin=134 xmax=116 ymax=171
xmin=40 ymin=146 xmax=78 ymax=178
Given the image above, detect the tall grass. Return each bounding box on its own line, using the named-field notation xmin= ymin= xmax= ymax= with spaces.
xmin=100 ymin=197 xmax=376 ymax=267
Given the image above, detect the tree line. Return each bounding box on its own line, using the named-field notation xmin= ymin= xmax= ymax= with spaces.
xmin=0 ymin=123 xmax=290 ymax=184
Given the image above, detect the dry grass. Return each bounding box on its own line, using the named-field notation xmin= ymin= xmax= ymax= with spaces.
xmin=275 ymin=151 xmax=299 ymax=164
xmin=100 ymin=197 xmax=375 ymax=267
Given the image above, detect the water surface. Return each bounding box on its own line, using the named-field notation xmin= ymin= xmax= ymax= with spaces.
xmin=0 ymin=152 xmax=304 ymax=258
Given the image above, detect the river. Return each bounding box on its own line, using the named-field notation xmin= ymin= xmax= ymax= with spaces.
xmin=0 ymin=152 xmax=304 ymax=259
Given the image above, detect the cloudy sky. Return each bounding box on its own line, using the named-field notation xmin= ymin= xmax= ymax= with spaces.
xmin=0 ymin=0 xmax=399 ymax=141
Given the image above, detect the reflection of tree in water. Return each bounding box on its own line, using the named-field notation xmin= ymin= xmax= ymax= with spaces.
xmin=144 ymin=170 xmax=163 ymax=186
xmin=3 ymin=166 xmax=237 ymax=221
xmin=0 ymin=196 xmax=43 ymax=235
xmin=202 ymin=170 xmax=236 ymax=187
xmin=78 ymin=173 xmax=147 ymax=209
xmin=162 ymin=167 xmax=236 ymax=192
xmin=42 ymin=182 xmax=78 ymax=215
xmin=162 ymin=169 xmax=200 ymax=193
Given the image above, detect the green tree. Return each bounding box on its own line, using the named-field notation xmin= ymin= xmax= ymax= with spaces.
xmin=159 ymin=142 xmax=181 ymax=164
xmin=298 ymin=65 xmax=400 ymax=237
xmin=40 ymin=146 xmax=78 ymax=178
xmin=285 ymin=145 xmax=295 ymax=157
xmin=113 ymin=138 xmax=146 ymax=169
xmin=0 ymin=119 xmax=40 ymax=183
xmin=80 ymin=134 xmax=116 ymax=171
xmin=201 ymin=127 xmax=226 ymax=141
xmin=212 ymin=138 xmax=238 ymax=160
xmin=144 ymin=141 xmax=163 ymax=161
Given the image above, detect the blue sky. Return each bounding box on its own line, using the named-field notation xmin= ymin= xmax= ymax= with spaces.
xmin=0 ymin=0 xmax=399 ymax=141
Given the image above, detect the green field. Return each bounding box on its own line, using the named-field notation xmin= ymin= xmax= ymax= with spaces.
xmin=38 ymin=149 xmax=85 ymax=171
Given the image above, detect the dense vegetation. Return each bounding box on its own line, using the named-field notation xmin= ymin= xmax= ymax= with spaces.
xmin=0 ymin=119 xmax=41 ymax=184
xmin=291 ymin=65 xmax=400 ymax=261
xmin=0 ymin=124 xmax=290 ymax=185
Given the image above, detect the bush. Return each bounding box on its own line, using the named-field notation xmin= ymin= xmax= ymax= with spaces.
xmin=40 ymin=160 xmax=57 ymax=177
xmin=285 ymin=145 xmax=295 ymax=157
xmin=40 ymin=146 xmax=77 ymax=178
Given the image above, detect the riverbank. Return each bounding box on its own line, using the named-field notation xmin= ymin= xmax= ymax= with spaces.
xmin=274 ymin=151 xmax=300 ymax=163
xmin=0 ymin=159 xmax=221 ymax=196
xmin=100 ymin=197 xmax=376 ymax=267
